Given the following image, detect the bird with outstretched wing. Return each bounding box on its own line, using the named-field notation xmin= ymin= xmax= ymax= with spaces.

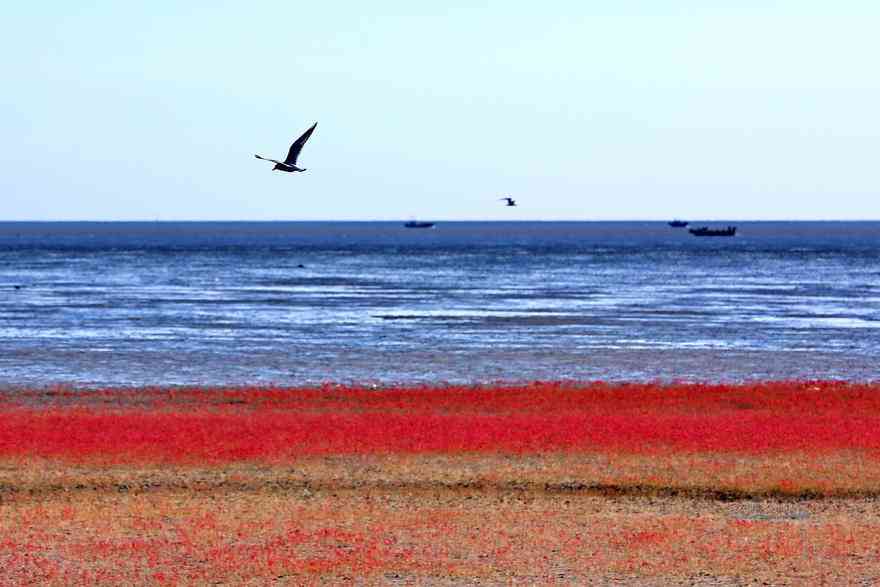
xmin=255 ymin=122 xmax=317 ymax=172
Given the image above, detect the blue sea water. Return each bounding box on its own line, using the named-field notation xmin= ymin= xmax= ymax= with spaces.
xmin=0 ymin=221 xmax=878 ymax=386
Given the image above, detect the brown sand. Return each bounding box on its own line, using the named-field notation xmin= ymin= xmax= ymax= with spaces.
xmin=3 ymin=455 xmax=880 ymax=584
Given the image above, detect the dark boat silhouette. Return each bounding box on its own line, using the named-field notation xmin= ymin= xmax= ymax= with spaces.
xmin=689 ymin=226 xmax=736 ymax=237
xmin=668 ymin=220 xmax=688 ymax=227
xmin=404 ymin=221 xmax=435 ymax=229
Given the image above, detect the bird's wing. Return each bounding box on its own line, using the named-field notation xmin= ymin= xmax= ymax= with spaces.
xmin=284 ymin=122 xmax=317 ymax=165
xmin=255 ymin=154 xmax=284 ymax=165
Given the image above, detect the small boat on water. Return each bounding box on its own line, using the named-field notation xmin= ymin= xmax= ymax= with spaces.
xmin=668 ymin=220 xmax=688 ymax=227
xmin=404 ymin=221 xmax=435 ymax=229
xmin=689 ymin=226 xmax=736 ymax=237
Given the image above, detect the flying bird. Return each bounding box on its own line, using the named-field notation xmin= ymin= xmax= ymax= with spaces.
xmin=500 ymin=196 xmax=516 ymax=207
xmin=255 ymin=122 xmax=317 ymax=172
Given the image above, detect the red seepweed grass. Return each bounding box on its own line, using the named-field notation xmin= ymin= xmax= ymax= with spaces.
xmin=4 ymin=381 xmax=880 ymax=583
xmin=1 ymin=380 xmax=880 ymax=464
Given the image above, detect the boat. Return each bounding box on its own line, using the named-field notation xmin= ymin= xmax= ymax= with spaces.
xmin=404 ymin=221 xmax=435 ymax=229
xmin=688 ymin=226 xmax=736 ymax=237
xmin=668 ymin=220 xmax=688 ymax=227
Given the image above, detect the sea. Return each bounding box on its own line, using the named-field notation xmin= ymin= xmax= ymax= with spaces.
xmin=0 ymin=221 xmax=878 ymax=387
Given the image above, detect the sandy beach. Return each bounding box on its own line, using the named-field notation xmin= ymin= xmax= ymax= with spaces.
xmin=4 ymin=467 xmax=880 ymax=584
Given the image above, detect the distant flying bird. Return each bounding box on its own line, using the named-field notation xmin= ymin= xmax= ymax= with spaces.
xmin=500 ymin=196 xmax=516 ymax=207
xmin=255 ymin=122 xmax=317 ymax=172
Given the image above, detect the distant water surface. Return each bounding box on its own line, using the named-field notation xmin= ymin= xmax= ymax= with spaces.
xmin=0 ymin=221 xmax=878 ymax=386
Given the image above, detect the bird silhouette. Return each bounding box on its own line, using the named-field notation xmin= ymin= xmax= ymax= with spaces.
xmin=500 ymin=196 xmax=516 ymax=207
xmin=255 ymin=122 xmax=317 ymax=172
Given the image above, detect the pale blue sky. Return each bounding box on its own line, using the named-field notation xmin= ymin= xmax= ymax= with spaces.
xmin=3 ymin=1 xmax=879 ymax=220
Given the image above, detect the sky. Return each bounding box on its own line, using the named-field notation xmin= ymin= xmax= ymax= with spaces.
xmin=2 ymin=1 xmax=880 ymax=221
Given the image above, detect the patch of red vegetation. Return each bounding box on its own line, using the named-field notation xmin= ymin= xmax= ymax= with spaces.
xmin=1 ymin=381 xmax=879 ymax=464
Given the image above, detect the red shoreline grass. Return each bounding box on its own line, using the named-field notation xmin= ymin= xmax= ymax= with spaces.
xmin=2 ymin=381 xmax=880 ymax=464
xmin=5 ymin=381 xmax=880 ymax=583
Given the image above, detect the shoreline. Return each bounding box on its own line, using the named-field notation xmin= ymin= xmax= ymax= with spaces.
xmin=3 ymin=349 xmax=878 ymax=389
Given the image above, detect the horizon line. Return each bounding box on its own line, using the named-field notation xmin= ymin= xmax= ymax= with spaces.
xmin=1 ymin=218 xmax=879 ymax=223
